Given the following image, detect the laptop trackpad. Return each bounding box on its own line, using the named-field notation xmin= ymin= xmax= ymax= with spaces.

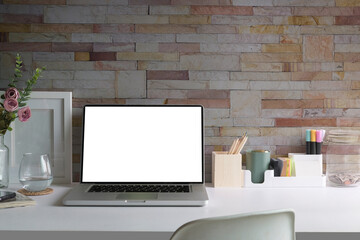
xmin=116 ymin=193 xmax=158 ymax=200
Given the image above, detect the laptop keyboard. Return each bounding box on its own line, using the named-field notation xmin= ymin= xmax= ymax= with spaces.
xmin=88 ymin=184 xmax=190 ymax=193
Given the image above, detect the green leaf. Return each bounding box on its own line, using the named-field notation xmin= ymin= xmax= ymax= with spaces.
xmin=7 ymin=126 xmax=12 ymax=131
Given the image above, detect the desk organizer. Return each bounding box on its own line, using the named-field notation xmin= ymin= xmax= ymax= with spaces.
xmin=212 ymin=151 xmax=243 ymax=187
xmin=243 ymin=153 xmax=325 ymax=188
xmin=243 ymin=170 xmax=326 ymax=188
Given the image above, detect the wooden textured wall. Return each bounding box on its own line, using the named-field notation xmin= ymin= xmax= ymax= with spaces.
xmin=1 ymin=0 xmax=360 ymax=181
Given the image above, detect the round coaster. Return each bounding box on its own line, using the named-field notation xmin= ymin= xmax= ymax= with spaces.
xmin=18 ymin=188 xmax=53 ymax=196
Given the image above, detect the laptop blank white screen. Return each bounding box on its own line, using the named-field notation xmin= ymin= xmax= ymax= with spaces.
xmin=81 ymin=106 xmax=203 ymax=183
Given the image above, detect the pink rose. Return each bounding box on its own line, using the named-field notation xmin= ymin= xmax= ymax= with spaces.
xmin=5 ymin=87 xmax=20 ymax=100
xmin=18 ymin=106 xmax=31 ymax=122
xmin=4 ymin=98 xmax=18 ymax=112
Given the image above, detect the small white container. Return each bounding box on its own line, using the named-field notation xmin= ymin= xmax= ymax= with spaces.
xmin=288 ymin=153 xmax=323 ymax=177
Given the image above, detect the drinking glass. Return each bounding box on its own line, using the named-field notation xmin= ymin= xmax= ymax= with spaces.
xmin=19 ymin=153 xmax=53 ymax=192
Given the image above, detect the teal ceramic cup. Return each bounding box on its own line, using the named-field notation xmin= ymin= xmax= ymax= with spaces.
xmin=246 ymin=150 xmax=271 ymax=183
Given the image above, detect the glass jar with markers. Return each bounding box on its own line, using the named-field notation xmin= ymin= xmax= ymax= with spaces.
xmin=325 ymin=130 xmax=360 ymax=187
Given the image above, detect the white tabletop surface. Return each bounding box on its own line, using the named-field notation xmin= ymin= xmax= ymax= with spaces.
xmin=1 ymin=184 xmax=360 ymax=233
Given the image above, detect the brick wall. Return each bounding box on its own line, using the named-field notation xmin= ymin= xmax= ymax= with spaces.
xmin=1 ymin=0 xmax=360 ymax=182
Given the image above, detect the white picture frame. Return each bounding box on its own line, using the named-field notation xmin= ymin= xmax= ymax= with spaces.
xmin=5 ymin=91 xmax=72 ymax=184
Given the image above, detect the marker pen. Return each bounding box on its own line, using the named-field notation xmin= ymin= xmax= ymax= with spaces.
xmin=310 ymin=130 xmax=316 ymax=154
xmin=316 ymin=130 xmax=322 ymax=154
xmin=306 ymin=129 xmax=311 ymax=154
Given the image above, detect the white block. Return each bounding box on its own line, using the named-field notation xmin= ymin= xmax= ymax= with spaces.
xmin=288 ymin=153 xmax=323 ymax=177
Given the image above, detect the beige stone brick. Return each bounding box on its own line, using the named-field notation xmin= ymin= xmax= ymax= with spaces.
xmin=303 ymin=90 xmax=360 ymax=99
xmin=117 ymin=52 xmax=179 ymax=61
xmin=232 ymin=0 xmax=273 ymax=6
xmin=150 ymin=5 xmax=190 ymax=15
xmin=53 ymin=79 xmax=114 ymax=89
xmin=167 ymin=99 xmax=229 ymax=108
xmin=233 ymin=118 xmax=274 ymax=127
xmin=148 ymin=80 xmax=208 ymax=90
xmin=205 ymin=109 xmax=230 ymax=119
xmin=301 ymin=26 xmax=360 ymax=34
xmin=126 ymin=99 xmax=165 ymax=105
xmin=273 ymin=0 xmax=335 ymax=6
xmin=335 ymin=44 xmax=360 ymax=52
xmin=67 ymin=0 xmax=127 ymax=5
xmin=180 ymin=54 xmax=240 ymax=71
xmin=136 ymin=24 xmax=196 ymax=33
xmin=93 ymin=43 xmax=135 ymax=52
xmin=33 ymin=61 xmax=94 ymax=70
xmin=147 ymin=89 xmax=187 ymax=99
xmin=262 ymin=44 xmax=301 ymax=53
xmin=262 ymin=90 xmax=302 ymax=99
xmin=253 ymin=6 xmax=291 ymax=15
xmin=231 ymin=91 xmax=261 ymax=117
xmin=74 ymin=71 xmax=115 ymax=80
xmin=190 ymin=71 xmax=229 ymax=81
xmin=292 ymin=72 xmax=332 ymax=81
xmin=241 ymin=53 xmax=302 ymax=62
xmin=136 ymin=43 xmax=159 ymax=52
xmin=197 ymin=25 xmax=238 ymax=34
xmin=9 ymin=33 xmax=71 ymax=42
xmin=280 ymin=35 xmax=302 ymax=44
xmin=94 ymin=61 xmax=137 ymax=71
xmin=201 ymin=43 xmax=261 ymax=53
xmin=205 ymin=117 xmax=234 ymax=127
xmin=75 ymin=52 xmax=90 ymax=61
xmin=344 ymin=62 xmax=360 ymax=71
xmin=0 ymin=23 xmax=30 ymax=32
xmin=334 ymin=72 xmax=360 ymax=81
xmin=261 ymin=109 xmax=303 ymax=118
xmin=73 ymin=89 xmax=115 ymax=98
xmin=177 ymin=34 xmax=217 ymax=43
xmin=33 ymin=52 xmax=74 ymax=61
xmin=72 ymin=33 xmax=112 ymax=42
xmin=138 ymin=61 xmax=180 ymax=70
xmin=169 ymin=15 xmax=210 ymax=24
xmin=220 ymin=127 xmax=260 ymax=137
xmin=273 ymin=16 xmax=333 ymax=25
xmin=112 ymin=33 xmax=175 ymax=43
xmin=336 ymin=0 xmax=360 ymax=6
xmin=351 ymin=81 xmax=360 ymax=90
xmin=241 ymin=63 xmax=283 ymax=72
xmin=218 ymin=33 xmax=279 ymax=43
xmin=335 ymin=53 xmax=360 ymax=62
xmin=324 ymin=99 xmax=360 ymax=108
xmin=311 ymin=81 xmax=351 ymax=90
xmin=212 ymin=16 xmax=272 ymax=25
xmin=209 ymin=81 xmax=249 ymax=90
xmin=117 ymin=70 xmax=146 ymax=98
xmin=304 ymin=35 xmax=333 ymax=62
xmin=231 ymin=72 xmax=291 ymax=81
xmin=250 ymin=25 xmax=300 ymax=34
xmin=250 ymin=81 xmax=311 ymax=90
xmin=44 ymin=6 xmax=106 ymax=23
xmin=107 ymin=15 xmax=169 ymax=24
xmin=31 ymin=23 xmax=92 ymax=33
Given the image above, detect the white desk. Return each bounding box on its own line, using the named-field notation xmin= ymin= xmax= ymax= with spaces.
xmin=1 ymin=184 xmax=360 ymax=240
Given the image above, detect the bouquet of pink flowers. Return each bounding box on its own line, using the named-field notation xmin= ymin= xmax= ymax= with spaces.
xmin=0 ymin=54 xmax=44 ymax=135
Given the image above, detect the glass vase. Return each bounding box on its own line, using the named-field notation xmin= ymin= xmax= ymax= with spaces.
xmin=19 ymin=153 xmax=53 ymax=192
xmin=0 ymin=134 xmax=9 ymax=188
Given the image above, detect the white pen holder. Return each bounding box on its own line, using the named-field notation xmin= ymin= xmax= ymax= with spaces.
xmin=212 ymin=151 xmax=243 ymax=187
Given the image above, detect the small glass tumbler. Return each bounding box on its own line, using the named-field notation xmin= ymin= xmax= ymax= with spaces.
xmin=19 ymin=153 xmax=53 ymax=192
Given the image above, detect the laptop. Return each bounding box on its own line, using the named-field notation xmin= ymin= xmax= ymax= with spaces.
xmin=63 ymin=105 xmax=208 ymax=206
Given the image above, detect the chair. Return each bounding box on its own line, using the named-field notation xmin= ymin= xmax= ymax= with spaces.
xmin=170 ymin=209 xmax=295 ymax=240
